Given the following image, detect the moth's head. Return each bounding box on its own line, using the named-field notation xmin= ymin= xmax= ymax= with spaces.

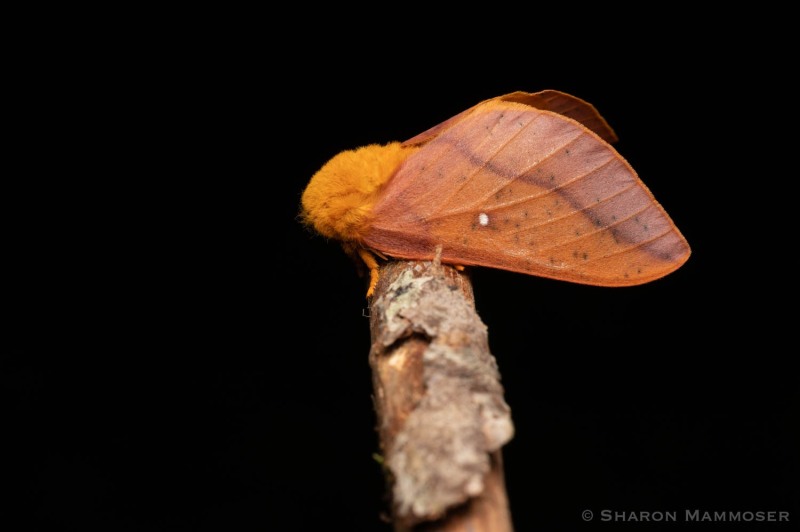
xmin=300 ymin=142 xmax=415 ymax=242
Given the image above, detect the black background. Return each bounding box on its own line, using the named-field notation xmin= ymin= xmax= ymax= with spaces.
xmin=7 ymin=15 xmax=798 ymax=532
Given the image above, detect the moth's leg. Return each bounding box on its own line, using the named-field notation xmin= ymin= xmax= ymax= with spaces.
xmin=357 ymin=248 xmax=381 ymax=298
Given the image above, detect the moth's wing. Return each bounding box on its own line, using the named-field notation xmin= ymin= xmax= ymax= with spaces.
xmin=364 ymin=100 xmax=690 ymax=287
xmin=403 ymin=90 xmax=617 ymax=147
xmin=499 ymin=90 xmax=618 ymax=144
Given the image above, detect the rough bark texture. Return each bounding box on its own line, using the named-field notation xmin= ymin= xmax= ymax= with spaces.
xmin=368 ymin=254 xmax=515 ymax=531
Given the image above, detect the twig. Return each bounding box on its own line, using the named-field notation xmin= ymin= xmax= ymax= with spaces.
xmin=368 ymin=251 xmax=515 ymax=531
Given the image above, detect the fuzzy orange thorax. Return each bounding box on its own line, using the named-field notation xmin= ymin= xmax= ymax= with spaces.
xmin=301 ymin=142 xmax=418 ymax=242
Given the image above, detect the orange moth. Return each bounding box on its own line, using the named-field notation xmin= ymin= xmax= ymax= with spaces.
xmin=301 ymin=90 xmax=690 ymax=296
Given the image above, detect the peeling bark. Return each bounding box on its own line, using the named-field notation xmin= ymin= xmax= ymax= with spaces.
xmin=368 ymin=254 xmax=515 ymax=531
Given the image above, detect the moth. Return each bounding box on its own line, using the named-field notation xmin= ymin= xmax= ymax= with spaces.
xmin=301 ymin=90 xmax=690 ymax=296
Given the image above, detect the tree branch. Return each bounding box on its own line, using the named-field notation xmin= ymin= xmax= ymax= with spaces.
xmin=368 ymin=252 xmax=515 ymax=531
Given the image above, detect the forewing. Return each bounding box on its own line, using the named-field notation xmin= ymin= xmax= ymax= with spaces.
xmin=364 ymin=101 xmax=690 ymax=287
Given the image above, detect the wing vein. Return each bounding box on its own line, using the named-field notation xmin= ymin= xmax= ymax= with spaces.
xmin=430 ymin=146 xmax=617 ymax=220
xmin=532 ymin=202 xmax=658 ymax=254
xmin=433 ymin=110 xmax=545 ymax=217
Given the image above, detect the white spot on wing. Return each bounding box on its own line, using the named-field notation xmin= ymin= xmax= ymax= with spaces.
xmin=478 ymin=213 xmax=489 ymax=226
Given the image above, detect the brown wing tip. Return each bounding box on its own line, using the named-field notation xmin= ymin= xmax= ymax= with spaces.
xmin=499 ymin=90 xmax=619 ymax=144
xmin=613 ymin=236 xmax=692 ymax=286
